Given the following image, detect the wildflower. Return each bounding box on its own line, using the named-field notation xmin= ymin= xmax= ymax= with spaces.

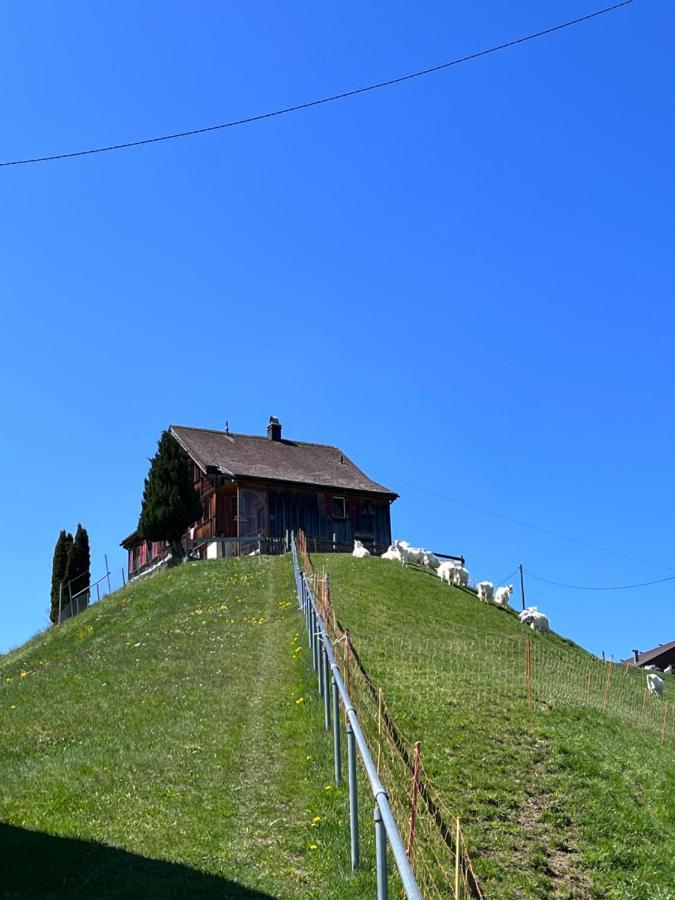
xmin=295 ymin=697 xmax=304 ymax=705
xmin=324 ymin=784 xmax=333 ymax=791
xmin=10 ymin=705 xmax=16 ymax=710
xmin=308 ymin=843 xmax=317 ymax=850
xmin=306 ymin=755 xmax=312 ymax=761
xmin=20 ymin=671 xmax=28 ymax=678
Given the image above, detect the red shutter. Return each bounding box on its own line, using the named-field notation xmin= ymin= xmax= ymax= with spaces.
xmin=348 ymin=497 xmax=357 ymax=521
xmin=324 ymin=493 xmax=333 ymax=519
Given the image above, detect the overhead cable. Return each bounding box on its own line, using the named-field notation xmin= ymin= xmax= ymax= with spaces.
xmin=0 ymin=0 xmax=635 ymax=168
xmin=525 ymin=571 xmax=675 ymax=591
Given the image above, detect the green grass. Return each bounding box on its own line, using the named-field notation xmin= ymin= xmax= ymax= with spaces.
xmin=314 ymin=554 xmax=675 ymax=900
xmin=0 ymin=557 xmax=378 ymax=899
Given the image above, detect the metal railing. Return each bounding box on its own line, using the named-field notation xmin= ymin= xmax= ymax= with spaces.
xmin=291 ymin=533 xmax=422 ymax=900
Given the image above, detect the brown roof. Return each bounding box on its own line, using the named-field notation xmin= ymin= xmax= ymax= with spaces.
xmin=170 ymin=425 xmax=397 ymax=497
xmin=621 ymin=640 xmax=675 ymax=667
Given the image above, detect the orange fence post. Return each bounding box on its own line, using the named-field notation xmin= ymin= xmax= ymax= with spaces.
xmin=345 ymin=632 xmax=352 ymax=697
xmin=455 ymin=817 xmax=461 ymax=898
xmin=406 ymin=741 xmax=422 ymax=860
xmin=602 ymin=663 xmax=613 ymax=712
xmin=525 ymin=636 xmax=533 ymax=711
xmin=377 ymin=688 xmax=384 ymax=775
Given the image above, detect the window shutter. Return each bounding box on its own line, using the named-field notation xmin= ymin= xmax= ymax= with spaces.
xmin=324 ymin=494 xmax=333 ymax=519
xmin=348 ymin=497 xmax=357 ymax=521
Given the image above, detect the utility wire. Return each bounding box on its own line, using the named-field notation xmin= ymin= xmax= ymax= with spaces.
xmin=0 ymin=0 xmax=635 ymax=168
xmin=526 ymin=571 xmax=675 ymax=591
xmin=375 ymin=472 xmax=675 ymax=574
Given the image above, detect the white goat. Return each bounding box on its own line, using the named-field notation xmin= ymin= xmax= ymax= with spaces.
xmin=437 ymin=561 xmax=458 ymax=584
xmin=647 ymin=673 xmax=664 ymax=699
xmin=494 ymin=584 xmax=513 ymax=609
xmin=422 ymin=550 xmax=441 ymax=570
xmin=381 ymin=544 xmax=401 ymax=562
xmin=352 ymin=540 xmax=370 ymax=559
xmin=476 ymin=581 xmax=495 ymax=603
xmin=644 ymin=665 xmax=661 ymax=672
xmin=518 ymin=606 xmax=550 ymax=634
xmin=664 ymin=665 xmax=673 ymax=675
xmin=451 ymin=566 xmax=469 ymax=587
xmin=394 ymin=540 xmax=425 ymax=567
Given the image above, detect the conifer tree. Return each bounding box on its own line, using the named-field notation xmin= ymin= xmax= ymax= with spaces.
xmin=138 ymin=431 xmax=201 ymax=560
xmin=50 ymin=530 xmax=73 ymax=624
xmin=65 ymin=524 xmax=91 ymax=605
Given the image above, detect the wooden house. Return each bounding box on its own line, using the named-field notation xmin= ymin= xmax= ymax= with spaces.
xmin=121 ymin=417 xmax=397 ymax=578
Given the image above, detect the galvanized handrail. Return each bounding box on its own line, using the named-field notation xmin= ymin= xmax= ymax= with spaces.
xmin=291 ymin=534 xmax=422 ymax=900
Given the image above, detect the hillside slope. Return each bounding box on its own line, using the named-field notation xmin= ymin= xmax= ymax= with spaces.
xmin=0 ymin=557 xmax=378 ymax=899
xmin=314 ymin=554 xmax=675 ymax=900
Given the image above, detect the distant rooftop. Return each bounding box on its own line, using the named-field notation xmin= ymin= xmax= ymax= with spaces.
xmin=170 ymin=419 xmax=397 ymax=497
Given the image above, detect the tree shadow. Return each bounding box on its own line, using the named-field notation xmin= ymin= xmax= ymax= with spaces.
xmin=0 ymin=823 xmax=276 ymax=899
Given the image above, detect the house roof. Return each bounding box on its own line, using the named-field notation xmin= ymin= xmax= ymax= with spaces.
xmin=620 ymin=640 xmax=675 ymax=667
xmin=170 ymin=424 xmax=398 ymax=497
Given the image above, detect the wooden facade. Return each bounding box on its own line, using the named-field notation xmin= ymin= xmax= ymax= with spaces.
xmin=122 ymin=418 xmax=396 ymax=578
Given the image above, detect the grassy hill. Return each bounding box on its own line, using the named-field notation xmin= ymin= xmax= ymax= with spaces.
xmin=313 ymin=554 xmax=675 ymax=900
xmin=0 ymin=557 xmax=381 ymax=899
xmin=2 ymin=553 xmax=673 ymax=899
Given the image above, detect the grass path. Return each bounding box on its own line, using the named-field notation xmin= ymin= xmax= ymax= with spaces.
xmin=0 ymin=556 xmax=376 ymax=898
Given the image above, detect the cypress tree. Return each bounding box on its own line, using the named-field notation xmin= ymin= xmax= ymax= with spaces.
xmin=65 ymin=524 xmax=91 ymax=605
xmin=138 ymin=431 xmax=201 ymax=560
xmin=50 ymin=530 xmax=73 ymax=624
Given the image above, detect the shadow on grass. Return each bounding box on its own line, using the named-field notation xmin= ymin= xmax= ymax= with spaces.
xmin=0 ymin=823 xmax=275 ymax=899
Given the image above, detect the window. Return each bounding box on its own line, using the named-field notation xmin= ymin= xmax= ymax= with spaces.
xmin=332 ymin=496 xmax=347 ymax=519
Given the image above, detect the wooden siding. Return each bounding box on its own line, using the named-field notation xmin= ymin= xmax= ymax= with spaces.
xmin=267 ymin=486 xmax=391 ymax=549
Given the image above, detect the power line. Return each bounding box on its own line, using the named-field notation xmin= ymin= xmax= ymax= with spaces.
xmin=376 ymin=472 xmax=675 ymax=574
xmin=0 ymin=0 xmax=635 ymax=169
xmin=526 ymin=571 xmax=675 ymax=591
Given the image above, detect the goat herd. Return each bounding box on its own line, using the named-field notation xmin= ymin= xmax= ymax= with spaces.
xmin=352 ymin=539 xmax=670 ymax=700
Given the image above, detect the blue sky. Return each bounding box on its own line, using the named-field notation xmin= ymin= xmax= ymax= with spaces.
xmin=1 ymin=1 xmax=673 ymax=659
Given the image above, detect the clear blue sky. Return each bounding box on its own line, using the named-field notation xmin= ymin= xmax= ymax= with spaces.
xmin=1 ymin=1 xmax=673 ymax=660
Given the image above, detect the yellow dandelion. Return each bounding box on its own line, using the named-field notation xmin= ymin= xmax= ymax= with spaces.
xmin=20 ymin=671 xmax=28 ymax=678
xmin=306 ymin=755 xmax=312 ymax=761
xmin=308 ymin=843 xmax=317 ymax=850
xmin=313 ymin=816 xmax=321 ymax=823
xmin=295 ymin=697 xmax=304 ymax=705
xmin=10 ymin=705 xmax=16 ymax=710
xmin=324 ymin=784 xmax=333 ymax=791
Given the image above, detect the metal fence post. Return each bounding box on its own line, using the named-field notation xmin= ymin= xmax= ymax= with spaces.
xmin=332 ymin=675 xmax=342 ymax=784
xmin=317 ymin=630 xmax=324 ymax=697
xmin=311 ymin=608 xmax=317 ymax=670
xmin=375 ymin=804 xmax=388 ymax=900
xmin=323 ymin=645 xmax=331 ymax=732
xmin=347 ymin=720 xmax=359 ymax=870
xmin=58 ymin=583 xmax=63 ymax=625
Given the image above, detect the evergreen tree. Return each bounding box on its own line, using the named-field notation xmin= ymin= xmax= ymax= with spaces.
xmin=138 ymin=431 xmax=201 ymax=560
xmin=65 ymin=524 xmax=91 ymax=605
xmin=50 ymin=530 xmax=73 ymax=624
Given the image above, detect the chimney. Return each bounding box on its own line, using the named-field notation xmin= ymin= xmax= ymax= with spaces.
xmin=632 ymin=649 xmax=640 ymax=664
xmin=267 ymin=416 xmax=282 ymax=442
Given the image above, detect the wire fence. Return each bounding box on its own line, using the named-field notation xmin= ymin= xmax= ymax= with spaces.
xmin=295 ymin=530 xmax=484 ymax=899
xmin=57 ymin=560 xmax=127 ymax=624
xmin=326 ymin=577 xmax=675 ymax=750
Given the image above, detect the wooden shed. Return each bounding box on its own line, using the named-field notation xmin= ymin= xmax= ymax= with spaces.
xmin=122 ymin=417 xmax=397 ymax=578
